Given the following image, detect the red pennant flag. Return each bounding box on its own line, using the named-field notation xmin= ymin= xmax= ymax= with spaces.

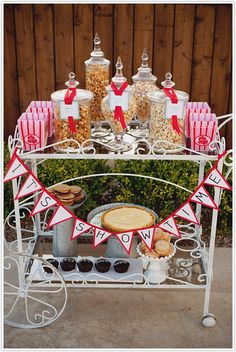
xmin=30 ymin=190 xmax=57 ymax=216
xmin=204 ymin=168 xmax=232 ymax=190
xmin=4 ymin=150 xmax=29 ymax=183
xmin=158 ymin=216 xmax=181 ymax=238
xmin=93 ymin=227 xmax=112 ymax=247
xmin=175 ymin=202 xmax=199 ymax=225
xmin=116 ymin=231 xmax=134 ymax=255
xmin=137 ymin=227 xmax=155 ymax=250
xmin=15 ymin=174 xmax=43 ymax=200
xmin=47 ymin=205 xmax=74 ymax=228
xmin=71 ymin=219 xmax=92 ymax=240
xmin=190 ymin=185 xmax=218 ymax=209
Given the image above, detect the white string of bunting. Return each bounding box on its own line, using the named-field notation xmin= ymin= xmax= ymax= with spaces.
xmin=4 ymin=148 xmax=231 ymax=255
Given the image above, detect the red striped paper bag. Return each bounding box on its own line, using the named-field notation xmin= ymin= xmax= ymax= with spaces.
xmin=190 ymin=113 xmax=217 ymax=153
xmin=18 ymin=112 xmax=48 ymax=151
xmin=26 ymin=101 xmax=54 ymax=137
xmin=186 ymin=102 xmax=211 ymax=138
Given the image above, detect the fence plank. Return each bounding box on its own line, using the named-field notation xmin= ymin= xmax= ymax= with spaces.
xmin=14 ymin=4 xmax=36 ymax=112
xmin=173 ymin=4 xmax=195 ymax=93
xmin=114 ymin=4 xmax=134 ymax=83
xmin=34 ymin=4 xmax=55 ymax=99
xmin=4 ymin=5 xmax=20 ymax=140
xmin=133 ymin=4 xmax=154 ymax=73
xmin=210 ymin=5 xmax=232 ymax=116
xmin=74 ymin=4 xmax=93 ymax=88
xmin=191 ymin=5 xmax=216 ymax=102
xmin=153 ymin=4 xmax=175 ymax=85
xmin=94 ymin=4 xmax=113 ymax=77
xmin=54 ymin=4 xmax=74 ymax=89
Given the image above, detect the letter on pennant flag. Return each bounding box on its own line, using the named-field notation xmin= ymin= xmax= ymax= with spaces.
xmin=4 ymin=153 xmax=29 ymax=183
xmin=158 ymin=216 xmax=181 ymax=238
xmin=15 ymin=174 xmax=43 ymax=200
xmin=71 ymin=219 xmax=92 ymax=240
xmin=175 ymin=202 xmax=199 ymax=225
xmin=116 ymin=232 xmax=134 ymax=255
xmin=31 ymin=190 xmax=57 ymax=216
xmin=190 ymin=185 xmax=218 ymax=209
xmin=93 ymin=228 xmax=112 ymax=247
xmin=47 ymin=205 xmax=74 ymax=228
xmin=204 ymin=168 xmax=232 ymax=190
xmin=137 ymin=227 xmax=155 ymax=250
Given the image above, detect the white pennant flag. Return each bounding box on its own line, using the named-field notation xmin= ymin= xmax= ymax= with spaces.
xmin=47 ymin=205 xmax=74 ymax=227
xmin=31 ymin=190 xmax=57 ymax=216
xmin=204 ymin=168 xmax=232 ymax=190
xmin=158 ymin=216 xmax=181 ymax=238
xmin=71 ymin=219 xmax=92 ymax=240
xmin=137 ymin=227 xmax=155 ymax=250
xmin=4 ymin=154 xmax=29 ymax=183
xmin=15 ymin=174 xmax=42 ymax=200
xmin=175 ymin=202 xmax=199 ymax=225
xmin=190 ymin=185 xmax=218 ymax=209
xmin=116 ymin=231 xmax=134 ymax=255
xmin=93 ymin=227 xmax=112 ymax=247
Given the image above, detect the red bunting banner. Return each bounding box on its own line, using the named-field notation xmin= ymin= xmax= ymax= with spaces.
xmin=93 ymin=227 xmax=113 ymax=247
xmin=158 ymin=215 xmax=181 ymax=238
xmin=4 ymin=149 xmax=29 ymax=183
xmin=137 ymin=227 xmax=155 ymax=250
xmin=116 ymin=231 xmax=134 ymax=255
xmin=47 ymin=205 xmax=74 ymax=228
xmin=190 ymin=185 xmax=218 ymax=209
xmin=204 ymin=168 xmax=232 ymax=190
xmin=174 ymin=202 xmax=199 ymax=225
xmin=15 ymin=174 xmax=43 ymax=200
xmin=71 ymin=219 xmax=92 ymax=240
xmin=31 ymin=190 xmax=58 ymax=216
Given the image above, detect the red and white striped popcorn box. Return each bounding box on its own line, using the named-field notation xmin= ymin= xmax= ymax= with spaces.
xmin=26 ymin=101 xmax=55 ymax=137
xmin=186 ymin=102 xmax=211 ymax=138
xmin=18 ymin=112 xmax=48 ymax=151
xmin=190 ymin=113 xmax=217 ymax=153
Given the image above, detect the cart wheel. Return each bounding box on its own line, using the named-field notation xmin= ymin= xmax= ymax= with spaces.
xmin=4 ymin=254 xmax=67 ymax=329
xmin=202 ymin=313 xmax=216 ymax=327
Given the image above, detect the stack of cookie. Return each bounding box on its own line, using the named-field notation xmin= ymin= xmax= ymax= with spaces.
xmin=51 ymin=184 xmax=85 ymax=207
xmin=140 ymin=228 xmax=173 ymax=258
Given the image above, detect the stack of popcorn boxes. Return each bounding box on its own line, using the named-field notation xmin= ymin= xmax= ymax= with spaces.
xmin=18 ymin=101 xmax=55 ymax=151
xmin=186 ymin=102 xmax=218 ymax=153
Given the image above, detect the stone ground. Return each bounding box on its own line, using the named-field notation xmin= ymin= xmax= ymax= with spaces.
xmin=4 ymin=248 xmax=232 ymax=349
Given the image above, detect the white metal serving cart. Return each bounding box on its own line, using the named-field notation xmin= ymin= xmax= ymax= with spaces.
xmin=4 ymin=115 xmax=232 ymax=329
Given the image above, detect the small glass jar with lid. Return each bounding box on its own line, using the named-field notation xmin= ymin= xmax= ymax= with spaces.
xmin=51 ymin=72 xmax=93 ymax=151
xmin=85 ymin=33 xmax=110 ymax=138
xmin=147 ymin=73 xmax=189 ymax=151
xmin=132 ymin=49 xmax=160 ymax=138
xmin=101 ymin=57 xmax=137 ymax=152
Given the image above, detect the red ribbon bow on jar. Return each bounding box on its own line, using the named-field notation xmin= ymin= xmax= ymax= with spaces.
xmin=110 ymin=81 xmax=128 ymax=130
xmin=163 ymin=87 xmax=182 ymax=135
xmin=64 ymin=87 xmax=77 ymax=133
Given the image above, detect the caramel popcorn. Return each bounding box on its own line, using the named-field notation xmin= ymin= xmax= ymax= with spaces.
xmin=85 ymin=65 xmax=109 ymax=122
xmin=133 ymin=81 xmax=158 ymax=122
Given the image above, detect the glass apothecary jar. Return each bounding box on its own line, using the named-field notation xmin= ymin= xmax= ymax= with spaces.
xmin=147 ymin=73 xmax=189 ymax=151
xmin=85 ymin=33 xmax=110 ymax=138
xmin=101 ymin=57 xmax=137 ymax=152
xmin=132 ymin=49 xmax=160 ymax=138
xmin=51 ymin=72 xmax=93 ymax=151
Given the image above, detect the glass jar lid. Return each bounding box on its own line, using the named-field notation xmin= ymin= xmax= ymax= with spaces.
xmin=51 ymin=72 xmax=93 ymax=102
xmin=132 ymin=49 xmax=157 ymax=82
xmin=106 ymin=57 xmax=132 ymax=92
xmin=84 ymin=33 xmax=110 ymax=66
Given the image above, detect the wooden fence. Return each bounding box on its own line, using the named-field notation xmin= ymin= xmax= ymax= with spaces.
xmin=4 ymin=4 xmax=232 ymax=145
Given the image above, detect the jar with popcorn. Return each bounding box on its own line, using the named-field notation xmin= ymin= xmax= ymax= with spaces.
xmin=85 ymin=33 xmax=110 ymax=138
xmin=51 ymin=72 xmax=93 ymax=152
xmin=147 ymin=73 xmax=189 ymax=152
xmin=101 ymin=57 xmax=137 ymax=152
xmin=132 ymin=49 xmax=160 ymax=138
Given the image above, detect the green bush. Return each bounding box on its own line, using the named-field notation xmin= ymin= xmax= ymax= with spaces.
xmin=4 ymin=146 xmax=232 ymax=236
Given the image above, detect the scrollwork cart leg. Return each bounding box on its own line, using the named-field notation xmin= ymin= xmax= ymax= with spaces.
xmin=202 ymin=156 xmax=224 ymax=327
